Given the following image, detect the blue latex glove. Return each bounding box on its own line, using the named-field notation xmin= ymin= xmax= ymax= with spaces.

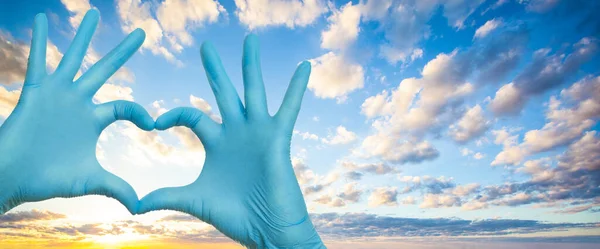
xmin=137 ymin=35 xmax=326 ymax=248
xmin=0 ymin=10 xmax=154 ymax=214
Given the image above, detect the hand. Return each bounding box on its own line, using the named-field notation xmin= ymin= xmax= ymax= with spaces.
xmin=0 ymin=10 xmax=154 ymax=214
xmin=137 ymin=35 xmax=325 ymax=248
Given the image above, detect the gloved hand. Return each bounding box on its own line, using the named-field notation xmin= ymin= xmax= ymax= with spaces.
xmin=137 ymin=35 xmax=326 ymax=248
xmin=0 ymin=10 xmax=154 ymax=214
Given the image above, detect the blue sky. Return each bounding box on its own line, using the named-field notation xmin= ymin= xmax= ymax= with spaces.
xmin=1 ymin=0 xmax=599 ymax=247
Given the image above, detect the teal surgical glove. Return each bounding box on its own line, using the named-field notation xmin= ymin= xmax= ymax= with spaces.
xmin=137 ymin=35 xmax=326 ymax=249
xmin=0 ymin=10 xmax=153 ymax=214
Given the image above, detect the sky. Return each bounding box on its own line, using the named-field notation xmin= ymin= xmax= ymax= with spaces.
xmin=0 ymin=0 xmax=599 ymax=248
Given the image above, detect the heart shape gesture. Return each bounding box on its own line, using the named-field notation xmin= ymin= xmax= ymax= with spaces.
xmin=137 ymin=35 xmax=326 ymax=248
xmin=0 ymin=10 xmax=153 ymax=214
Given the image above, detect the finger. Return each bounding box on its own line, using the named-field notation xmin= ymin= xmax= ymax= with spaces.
xmin=85 ymin=169 xmax=139 ymax=214
xmin=201 ymin=42 xmax=244 ymax=123
xmin=76 ymin=29 xmax=145 ymax=97
xmin=24 ymin=13 xmax=48 ymax=85
xmin=54 ymin=9 xmax=99 ymax=81
xmin=275 ymin=61 xmax=311 ymax=130
xmin=242 ymin=34 xmax=268 ymax=118
xmin=94 ymin=100 xmax=154 ymax=131
xmin=137 ymin=186 xmax=197 ymax=215
xmin=155 ymin=107 xmax=220 ymax=143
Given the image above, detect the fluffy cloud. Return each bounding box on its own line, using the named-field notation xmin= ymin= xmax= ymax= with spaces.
xmin=474 ymin=18 xmax=502 ymax=39
xmin=234 ymin=0 xmax=327 ymax=30
xmin=355 ymin=132 xmax=439 ymax=164
xmin=314 ymin=182 xmax=363 ymax=207
xmin=292 ymin=157 xmax=339 ymax=196
xmin=321 ymin=126 xmax=357 ymax=145
xmin=449 ymin=105 xmax=491 ymax=143
xmin=491 ymin=38 xmax=598 ymax=115
xmin=308 ymin=52 xmax=364 ymax=100
xmin=94 ymin=84 xmax=134 ymax=103
xmin=0 ymin=31 xmax=62 ymax=85
xmin=321 ymin=2 xmax=361 ymax=51
xmin=368 ymin=187 xmax=398 ymax=206
xmin=0 ymin=86 xmax=19 ymax=118
xmin=60 ymin=0 xmax=92 ymax=30
xmin=363 ymin=51 xmax=473 ymax=134
xmin=420 ymin=193 xmax=462 ymax=208
xmin=0 ymin=210 xmax=65 ymax=222
xmin=4 ymin=210 xmax=599 ymax=243
xmin=492 ymin=76 xmax=600 ymax=165
xmin=116 ymin=0 xmax=225 ymax=64
xmin=341 ymin=161 xmax=395 ymax=175
xmin=190 ymin=94 xmax=221 ymax=123
xmin=472 ymin=131 xmax=600 ymax=212
xmin=461 ymin=148 xmax=485 ymax=160
xmin=398 ymin=175 xmax=456 ymax=194
xmin=293 ymin=130 xmax=319 ymax=141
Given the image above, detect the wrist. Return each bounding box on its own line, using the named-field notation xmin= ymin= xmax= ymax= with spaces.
xmin=0 ymin=162 xmax=22 ymax=215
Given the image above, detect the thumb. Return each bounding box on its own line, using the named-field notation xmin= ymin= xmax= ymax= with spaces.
xmin=85 ymin=169 xmax=139 ymax=214
xmin=137 ymin=185 xmax=200 ymax=216
xmin=95 ymin=100 xmax=155 ymax=131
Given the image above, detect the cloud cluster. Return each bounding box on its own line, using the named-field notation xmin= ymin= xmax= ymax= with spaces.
xmin=3 ymin=210 xmax=599 ymax=244
xmin=492 ymin=75 xmax=600 ymax=165
xmin=116 ymin=0 xmax=225 ymax=64
xmin=234 ymin=0 xmax=328 ymax=30
xmin=491 ymin=38 xmax=598 ymax=115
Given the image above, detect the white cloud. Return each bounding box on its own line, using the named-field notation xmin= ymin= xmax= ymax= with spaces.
xmin=451 ymin=183 xmax=480 ymax=196
xmin=156 ymin=0 xmax=225 ymax=49
xmin=401 ymin=196 xmax=416 ymax=205
xmin=292 ymin=157 xmax=339 ymax=196
xmin=293 ymin=130 xmax=319 ymax=141
xmin=420 ymin=193 xmax=461 ymax=208
xmin=490 ymin=38 xmax=598 ymax=115
xmin=321 ymin=2 xmax=361 ymax=51
xmin=473 ymin=152 xmax=485 ymax=160
xmin=460 ymin=148 xmax=485 ymax=160
xmin=474 ymin=18 xmax=502 ymax=39
xmin=308 ymin=52 xmax=364 ymax=99
xmin=337 ymin=182 xmax=362 ymax=203
xmin=362 ymin=51 xmax=473 ymax=133
xmin=361 ymin=90 xmax=393 ymax=118
xmin=94 ymin=84 xmax=134 ymax=103
xmin=359 ymin=0 xmax=392 ymax=20
xmin=190 ymin=94 xmax=221 ymax=123
xmin=355 ymin=132 xmax=438 ymax=164
xmin=0 ymin=31 xmax=62 ymax=85
xmin=322 ymin=126 xmax=357 ymax=145
xmin=449 ymin=105 xmax=491 ymax=143
xmin=116 ymin=0 xmax=225 ymax=64
xmin=489 ymin=82 xmax=525 ymax=115
xmin=558 ymin=131 xmax=600 ymax=171
xmin=379 ymin=45 xmax=424 ymax=65
xmin=0 ymin=86 xmax=20 ymax=118
xmin=60 ymin=0 xmax=93 ymax=30
xmin=341 ymin=161 xmax=395 ymax=175
xmin=492 ymin=77 xmax=599 ymax=165
xmin=368 ymin=187 xmax=398 ymax=207
xmin=522 ymin=77 xmax=600 ymax=153
xmin=234 ymin=0 xmax=327 ymax=30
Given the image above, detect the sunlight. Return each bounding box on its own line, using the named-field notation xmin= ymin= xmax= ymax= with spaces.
xmin=91 ymin=233 xmax=149 ymax=245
